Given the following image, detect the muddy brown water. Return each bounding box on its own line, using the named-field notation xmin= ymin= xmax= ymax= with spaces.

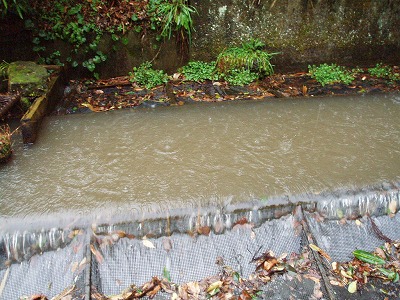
xmin=0 ymin=94 xmax=399 ymax=231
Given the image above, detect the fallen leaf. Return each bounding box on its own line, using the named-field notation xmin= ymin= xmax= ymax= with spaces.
xmin=206 ymin=280 xmax=223 ymax=293
xmin=355 ymin=219 xmax=362 ymax=226
xmin=389 ymin=200 xmax=397 ymax=214
xmin=313 ymin=282 xmax=323 ymax=299
xmin=197 ymin=226 xmax=211 ymax=236
xmin=331 ymin=262 xmax=338 ymax=271
xmin=341 ymin=269 xmax=353 ymax=279
xmin=233 ymin=217 xmax=248 ymax=226
xmin=172 ymin=73 xmax=181 ymax=80
xmin=348 ymin=280 xmax=357 ymax=293
xmin=263 ymin=258 xmax=278 ymax=271
xmin=163 ymin=237 xmax=173 ymax=252
xmin=302 ymin=85 xmax=308 ymax=95
xmin=143 ymin=239 xmax=156 ymax=249
xmin=90 ymin=245 xmax=104 ymax=264
xmin=30 ymin=295 xmax=48 ymax=300
xmin=309 ymin=244 xmax=331 ymax=261
xmin=330 ymin=279 xmax=343 ymax=286
xmin=375 ymin=247 xmax=386 ymax=260
xmin=185 ymin=281 xmax=200 ymax=297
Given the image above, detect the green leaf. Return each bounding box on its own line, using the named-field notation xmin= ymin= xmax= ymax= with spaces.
xmin=68 ymin=5 xmax=82 ymax=15
xmin=131 ymin=13 xmax=138 ymax=21
xmin=348 ymin=281 xmax=357 ymax=294
xmin=378 ymin=268 xmax=398 ymax=281
xmin=353 ymin=250 xmax=386 ymax=265
xmin=163 ymin=267 xmax=171 ymax=282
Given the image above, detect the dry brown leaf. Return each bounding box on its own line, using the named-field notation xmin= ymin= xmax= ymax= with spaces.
xmin=375 ymin=247 xmax=386 ymax=259
xmin=309 ymin=243 xmax=331 ymax=261
xmin=163 ymin=237 xmax=173 ymax=252
xmin=302 ymin=85 xmax=308 ymax=95
xmin=263 ymin=258 xmax=278 ymax=272
xmin=331 ymin=262 xmax=338 ymax=271
xmin=329 ymin=279 xmax=343 ymax=286
xmin=185 ymin=281 xmax=200 ymax=297
xmin=90 ymin=245 xmax=104 ymax=264
xmin=30 ymin=295 xmax=48 ymax=300
xmin=313 ymin=282 xmax=323 ymax=299
xmin=197 ymin=226 xmax=211 ymax=236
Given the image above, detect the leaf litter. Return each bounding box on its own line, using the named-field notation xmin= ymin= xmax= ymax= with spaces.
xmin=24 ymin=237 xmax=400 ymax=299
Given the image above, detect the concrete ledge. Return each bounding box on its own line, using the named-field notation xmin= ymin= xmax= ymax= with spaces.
xmin=21 ymin=69 xmax=65 ymax=143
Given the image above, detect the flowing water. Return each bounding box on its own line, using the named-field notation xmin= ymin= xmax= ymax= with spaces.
xmin=1 ymin=94 xmax=400 ymax=232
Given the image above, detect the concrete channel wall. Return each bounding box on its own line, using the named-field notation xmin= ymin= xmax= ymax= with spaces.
xmin=97 ymin=0 xmax=400 ymax=76
xmin=1 ymin=1 xmax=399 ymax=78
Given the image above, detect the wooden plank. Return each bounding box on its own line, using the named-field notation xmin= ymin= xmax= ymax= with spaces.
xmin=0 ymin=94 xmax=21 ymax=119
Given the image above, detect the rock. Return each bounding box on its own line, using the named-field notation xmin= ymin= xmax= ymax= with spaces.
xmin=8 ymin=61 xmax=48 ymax=97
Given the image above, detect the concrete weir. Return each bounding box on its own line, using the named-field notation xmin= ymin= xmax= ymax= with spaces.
xmin=0 ymin=184 xmax=399 ymax=299
xmin=19 ymin=64 xmax=65 ymax=144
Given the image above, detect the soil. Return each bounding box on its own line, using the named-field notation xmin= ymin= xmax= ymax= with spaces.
xmin=55 ymin=68 xmax=400 ymax=115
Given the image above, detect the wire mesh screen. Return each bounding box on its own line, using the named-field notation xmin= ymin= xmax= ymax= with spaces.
xmin=92 ymin=214 xmax=303 ymax=296
xmin=0 ymin=230 xmax=88 ymax=300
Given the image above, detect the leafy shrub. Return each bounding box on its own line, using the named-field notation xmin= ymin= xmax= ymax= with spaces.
xmin=129 ymin=61 xmax=168 ymax=89
xmin=216 ymin=39 xmax=277 ymax=78
xmin=180 ymin=61 xmax=219 ymax=82
xmin=308 ymin=63 xmax=354 ymax=86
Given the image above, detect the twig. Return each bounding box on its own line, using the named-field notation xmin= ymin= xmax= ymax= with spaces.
xmin=367 ymin=214 xmax=394 ymax=243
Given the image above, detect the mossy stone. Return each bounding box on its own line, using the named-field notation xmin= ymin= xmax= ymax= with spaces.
xmin=8 ymin=61 xmax=48 ymax=97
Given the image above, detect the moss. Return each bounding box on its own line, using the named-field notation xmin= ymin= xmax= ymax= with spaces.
xmin=8 ymin=61 xmax=49 ymax=97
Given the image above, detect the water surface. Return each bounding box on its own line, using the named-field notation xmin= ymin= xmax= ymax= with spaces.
xmin=1 ymin=94 xmax=399 ymax=229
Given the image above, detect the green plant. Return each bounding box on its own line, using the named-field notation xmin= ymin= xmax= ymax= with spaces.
xmin=368 ymin=63 xmax=399 ymax=81
xmin=224 ymin=69 xmax=259 ymax=86
xmin=0 ymin=0 xmax=28 ymax=18
xmin=20 ymin=97 xmax=31 ymax=109
xmin=308 ymin=63 xmax=354 ymax=86
xmin=180 ymin=61 xmax=219 ymax=82
xmin=129 ymin=61 xmax=168 ymax=89
xmin=156 ymin=0 xmax=197 ymax=42
xmin=216 ymin=39 xmax=277 ymax=77
xmin=0 ymin=125 xmax=12 ymax=163
xmin=0 ymin=60 xmax=9 ymax=77
xmin=368 ymin=63 xmax=392 ymax=78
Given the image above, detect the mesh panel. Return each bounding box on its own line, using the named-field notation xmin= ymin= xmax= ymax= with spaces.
xmin=93 ymin=214 xmax=302 ymax=295
xmin=0 ymin=231 xmax=88 ymax=300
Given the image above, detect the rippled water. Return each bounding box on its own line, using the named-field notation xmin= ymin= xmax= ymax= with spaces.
xmin=1 ymin=94 xmax=399 ymax=229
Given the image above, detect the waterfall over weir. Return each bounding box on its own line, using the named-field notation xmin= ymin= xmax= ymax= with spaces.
xmin=0 ymin=184 xmax=400 ymax=299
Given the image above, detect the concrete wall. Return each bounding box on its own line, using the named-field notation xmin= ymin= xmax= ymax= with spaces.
xmin=1 ymin=0 xmax=399 ymax=77
xmin=190 ymin=0 xmax=400 ymax=71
